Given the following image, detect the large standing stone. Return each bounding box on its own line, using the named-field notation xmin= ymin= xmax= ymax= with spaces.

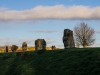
xmin=11 ymin=45 xmax=18 ymax=52
xmin=63 ymin=29 xmax=75 ymax=48
xmin=35 ymin=39 xmax=46 ymax=50
xmin=22 ymin=42 xmax=27 ymax=52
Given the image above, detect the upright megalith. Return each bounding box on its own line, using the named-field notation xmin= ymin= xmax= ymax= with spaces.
xmin=11 ymin=45 xmax=18 ymax=52
xmin=5 ymin=46 xmax=8 ymax=52
xmin=35 ymin=39 xmax=46 ymax=50
xmin=63 ymin=29 xmax=75 ymax=49
xmin=22 ymin=42 xmax=27 ymax=52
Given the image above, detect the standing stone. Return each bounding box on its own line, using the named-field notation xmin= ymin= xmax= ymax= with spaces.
xmin=35 ymin=39 xmax=46 ymax=50
xmin=22 ymin=42 xmax=27 ymax=52
xmin=5 ymin=46 xmax=8 ymax=52
xmin=11 ymin=45 xmax=18 ymax=52
xmin=63 ymin=29 xmax=75 ymax=49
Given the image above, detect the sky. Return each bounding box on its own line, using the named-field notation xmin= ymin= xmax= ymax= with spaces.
xmin=0 ymin=0 xmax=100 ymax=48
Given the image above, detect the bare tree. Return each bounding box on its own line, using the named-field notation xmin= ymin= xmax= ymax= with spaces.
xmin=74 ymin=22 xmax=95 ymax=48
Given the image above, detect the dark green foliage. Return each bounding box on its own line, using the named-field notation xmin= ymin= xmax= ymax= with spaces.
xmin=0 ymin=48 xmax=100 ymax=75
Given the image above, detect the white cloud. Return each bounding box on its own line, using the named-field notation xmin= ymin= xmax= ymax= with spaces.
xmin=0 ymin=38 xmax=18 ymax=46
xmin=0 ymin=38 xmax=10 ymax=41
xmin=90 ymin=43 xmax=100 ymax=47
xmin=46 ymin=41 xmax=56 ymax=44
xmin=0 ymin=37 xmax=56 ymax=46
xmin=45 ymin=37 xmax=54 ymax=40
xmin=45 ymin=37 xmax=56 ymax=45
xmin=29 ymin=30 xmax=58 ymax=33
xmin=0 ymin=5 xmax=100 ymax=23
xmin=0 ymin=7 xmax=8 ymax=11
xmin=57 ymin=45 xmax=64 ymax=48
xmin=18 ymin=38 xmax=35 ymax=44
xmin=95 ymin=30 xmax=100 ymax=33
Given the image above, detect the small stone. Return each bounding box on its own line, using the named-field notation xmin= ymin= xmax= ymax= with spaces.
xmin=22 ymin=42 xmax=27 ymax=52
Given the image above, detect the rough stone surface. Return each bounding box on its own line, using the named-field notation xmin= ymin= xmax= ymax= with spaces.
xmin=5 ymin=46 xmax=8 ymax=52
xmin=22 ymin=42 xmax=27 ymax=52
xmin=63 ymin=29 xmax=75 ymax=48
xmin=11 ymin=45 xmax=18 ymax=52
xmin=35 ymin=39 xmax=46 ymax=50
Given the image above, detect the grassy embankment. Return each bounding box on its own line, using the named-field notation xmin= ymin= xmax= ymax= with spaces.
xmin=0 ymin=48 xmax=100 ymax=75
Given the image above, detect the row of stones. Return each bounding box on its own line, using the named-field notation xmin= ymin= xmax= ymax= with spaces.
xmin=5 ymin=29 xmax=75 ymax=52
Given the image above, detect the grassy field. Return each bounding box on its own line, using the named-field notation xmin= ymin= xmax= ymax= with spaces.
xmin=0 ymin=48 xmax=100 ymax=75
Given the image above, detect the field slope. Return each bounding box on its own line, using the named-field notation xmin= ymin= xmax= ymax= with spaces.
xmin=0 ymin=48 xmax=100 ymax=75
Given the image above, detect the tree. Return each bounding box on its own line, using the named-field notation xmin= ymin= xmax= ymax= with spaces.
xmin=74 ymin=22 xmax=95 ymax=48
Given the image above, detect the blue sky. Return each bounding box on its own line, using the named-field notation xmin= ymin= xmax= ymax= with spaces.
xmin=0 ymin=0 xmax=100 ymax=48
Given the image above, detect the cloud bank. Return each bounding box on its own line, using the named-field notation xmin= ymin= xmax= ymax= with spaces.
xmin=0 ymin=5 xmax=100 ymax=22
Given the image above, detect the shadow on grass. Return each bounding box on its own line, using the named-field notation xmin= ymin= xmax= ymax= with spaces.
xmin=0 ymin=48 xmax=100 ymax=75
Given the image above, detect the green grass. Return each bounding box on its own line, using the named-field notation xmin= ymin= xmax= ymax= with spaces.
xmin=0 ymin=48 xmax=100 ymax=75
